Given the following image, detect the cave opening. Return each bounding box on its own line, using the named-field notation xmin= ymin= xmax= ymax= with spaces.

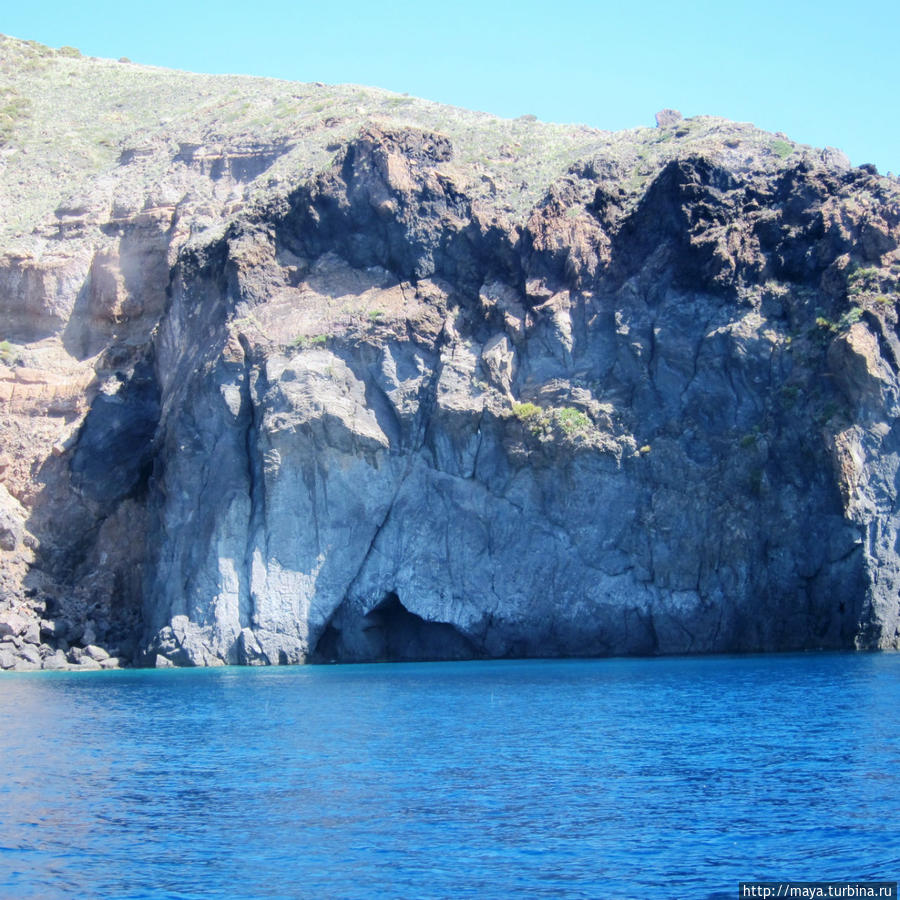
xmin=311 ymin=591 xmax=478 ymax=663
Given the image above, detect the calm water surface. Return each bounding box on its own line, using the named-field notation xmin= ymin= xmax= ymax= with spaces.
xmin=1 ymin=653 xmax=898 ymax=899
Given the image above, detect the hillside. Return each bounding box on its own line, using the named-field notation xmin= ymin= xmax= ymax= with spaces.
xmin=1 ymin=35 xmax=899 ymax=670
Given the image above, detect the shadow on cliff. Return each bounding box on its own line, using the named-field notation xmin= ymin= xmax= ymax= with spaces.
xmin=276 ymin=125 xmax=525 ymax=298
xmin=21 ymin=355 xmax=160 ymax=660
xmin=311 ymin=592 xmax=479 ymax=663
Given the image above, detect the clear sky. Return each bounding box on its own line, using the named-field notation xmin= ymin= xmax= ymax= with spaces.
xmin=3 ymin=0 xmax=897 ymax=174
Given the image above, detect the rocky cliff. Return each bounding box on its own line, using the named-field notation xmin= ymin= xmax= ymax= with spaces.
xmin=2 ymin=36 xmax=899 ymax=670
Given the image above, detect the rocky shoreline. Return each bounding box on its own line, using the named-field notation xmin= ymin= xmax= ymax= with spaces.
xmin=0 ymin=592 xmax=127 ymax=672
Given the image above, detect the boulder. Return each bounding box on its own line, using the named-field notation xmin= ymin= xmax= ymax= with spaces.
xmin=84 ymin=644 xmax=109 ymax=662
xmin=18 ymin=643 xmax=42 ymax=665
xmin=0 ymin=611 xmax=27 ymax=638
xmin=40 ymin=618 xmax=70 ymax=640
xmin=41 ymin=649 xmax=70 ymax=670
xmin=654 ymin=108 xmax=683 ymax=128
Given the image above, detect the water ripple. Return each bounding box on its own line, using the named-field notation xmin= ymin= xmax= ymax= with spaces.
xmin=0 ymin=653 xmax=898 ymax=898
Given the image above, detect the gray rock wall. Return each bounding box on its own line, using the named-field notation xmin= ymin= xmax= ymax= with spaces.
xmin=129 ymin=130 xmax=900 ymax=665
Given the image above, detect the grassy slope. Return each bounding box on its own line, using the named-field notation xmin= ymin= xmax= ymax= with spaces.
xmin=0 ymin=33 xmax=825 ymax=249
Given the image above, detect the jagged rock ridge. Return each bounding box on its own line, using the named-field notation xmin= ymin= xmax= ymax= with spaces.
xmin=1 ymin=35 xmax=899 ymax=669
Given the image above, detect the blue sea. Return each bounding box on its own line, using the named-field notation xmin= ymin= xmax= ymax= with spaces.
xmin=1 ymin=653 xmax=899 ymax=899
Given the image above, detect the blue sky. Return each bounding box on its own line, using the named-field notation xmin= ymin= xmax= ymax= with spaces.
xmin=4 ymin=0 xmax=897 ymax=174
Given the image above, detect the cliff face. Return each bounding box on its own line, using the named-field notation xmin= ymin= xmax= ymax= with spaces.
xmin=1 ymin=37 xmax=899 ymax=669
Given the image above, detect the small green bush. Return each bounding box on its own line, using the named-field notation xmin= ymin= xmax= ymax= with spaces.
xmin=0 ymin=340 xmax=19 ymax=365
xmin=847 ymin=266 xmax=880 ymax=295
xmin=291 ymin=333 xmax=329 ymax=349
xmin=512 ymin=402 xmax=541 ymax=421
xmin=840 ymin=306 xmax=864 ymax=329
xmin=513 ymin=403 xmax=590 ymax=437
xmin=771 ymin=139 xmax=793 ymax=159
xmin=815 ymin=307 xmax=863 ymax=334
xmin=846 ymin=266 xmax=890 ymax=308
xmin=556 ymin=407 xmax=590 ymax=435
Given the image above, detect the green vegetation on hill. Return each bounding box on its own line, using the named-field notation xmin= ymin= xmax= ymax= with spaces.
xmin=0 ymin=32 xmax=831 ymax=246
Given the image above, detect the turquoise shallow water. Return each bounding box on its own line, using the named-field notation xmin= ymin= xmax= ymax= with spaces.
xmin=0 ymin=653 xmax=898 ymax=899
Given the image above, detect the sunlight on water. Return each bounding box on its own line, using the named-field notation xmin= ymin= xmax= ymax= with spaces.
xmin=1 ymin=653 xmax=899 ymax=899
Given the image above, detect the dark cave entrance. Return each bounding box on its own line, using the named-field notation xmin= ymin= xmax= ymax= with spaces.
xmin=311 ymin=592 xmax=478 ymax=663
